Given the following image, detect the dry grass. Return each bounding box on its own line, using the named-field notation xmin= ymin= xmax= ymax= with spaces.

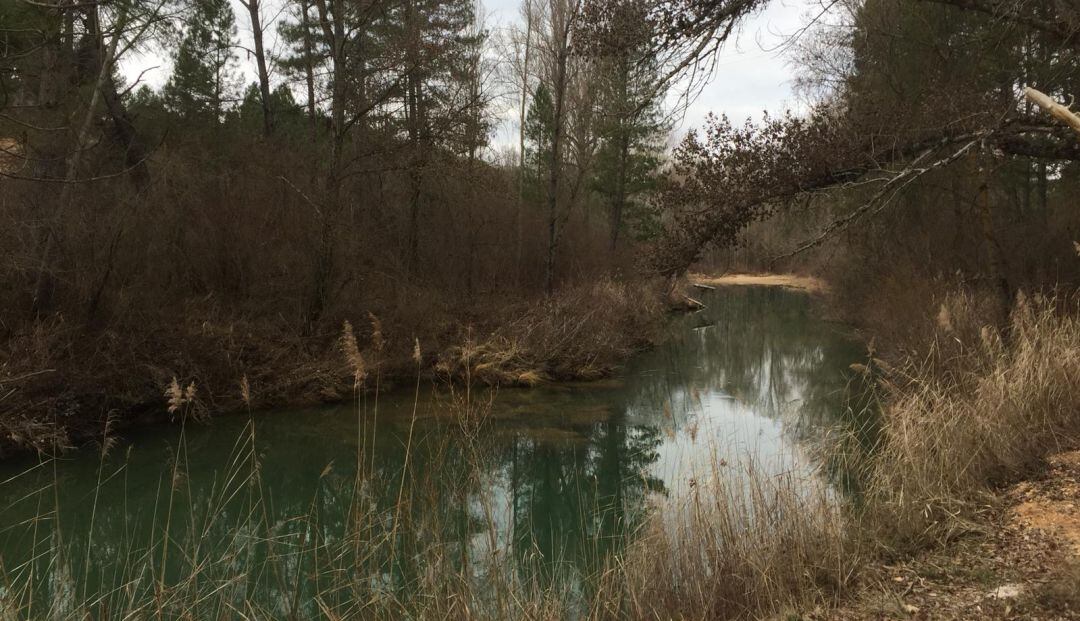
xmin=592 ymin=462 xmax=859 ymax=620
xmin=585 ymin=290 xmax=1080 ymax=619
xmin=0 ymin=291 xmax=664 ymax=619
xmin=854 ymin=291 xmax=1080 ymax=551
xmin=581 ymin=287 xmax=1080 ymax=620
xmin=0 ymin=278 xmax=664 ymax=455
xmin=0 ymin=329 xmax=568 ymax=620
xmin=437 ymin=279 xmax=664 ymax=385
xmin=0 ymin=431 xmax=855 ymax=621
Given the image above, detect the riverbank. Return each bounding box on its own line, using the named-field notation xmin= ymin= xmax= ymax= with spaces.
xmin=689 ymin=271 xmax=827 ymax=293
xmin=816 ymin=286 xmax=1080 ymax=620
xmin=823 ymin=449 xmax=1080 ymax=619
xmin=0 ymin=278 xmax=666 ymax=457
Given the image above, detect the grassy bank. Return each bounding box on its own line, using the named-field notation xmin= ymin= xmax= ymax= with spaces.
xmin=854 ymin=291 xmax=1080 ymax=549
xmin=0 ymin=278 xmax=665 ymax=457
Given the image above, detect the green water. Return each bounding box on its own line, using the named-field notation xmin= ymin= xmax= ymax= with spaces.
xmin=0 ymin=287 xmax=865 ymax=617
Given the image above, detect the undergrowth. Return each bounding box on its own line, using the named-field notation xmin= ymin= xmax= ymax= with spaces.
xmin=0 ymin=278 xmax=663 ymax=455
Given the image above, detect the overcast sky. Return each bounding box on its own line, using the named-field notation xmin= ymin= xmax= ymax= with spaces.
xmin=669 ymin=1 xmax=817 ymax=130
xmin=120 ymin=0 xmax=817 ymax=148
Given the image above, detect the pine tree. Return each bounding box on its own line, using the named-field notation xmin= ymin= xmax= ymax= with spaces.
xmin=163 ymin=0 xmax=241 ymax=122
xmin=591 ymin=53 xmax=667 ymax=247
xmin=275 ymin=0 xmax=324 ymax=136
xmin=237 ymin=83 xmax=301 ymax=134
xmin=395 ymin=0 xmax=485 ymax=267
xmin=584 ymin=0 xmax=667 ymax=249
xmin=523 ymin=83 xmax=555 ymax=205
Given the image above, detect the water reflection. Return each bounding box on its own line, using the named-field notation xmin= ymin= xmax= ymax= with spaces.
xmin=0 ymin=286 xmax=864 ymax=616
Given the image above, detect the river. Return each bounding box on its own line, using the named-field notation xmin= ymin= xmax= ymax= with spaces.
xmin=0 ymin=285 xmax=865 ymax=618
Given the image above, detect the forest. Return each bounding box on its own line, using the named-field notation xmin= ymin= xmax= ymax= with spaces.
xmin=1 ymin=0 xmax=677 ymax=448
xmin=2 ymin=0 xmax=1080 ymax=617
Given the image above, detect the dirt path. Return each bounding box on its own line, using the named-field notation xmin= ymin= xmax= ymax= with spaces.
xmin=818 ymin=451 xmax=1080 ymax=620
xmin=689 ymin=272 xmax=827 ymax=293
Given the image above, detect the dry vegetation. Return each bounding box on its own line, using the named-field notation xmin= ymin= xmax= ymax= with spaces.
xmin=436 ymin=279 xmax=664 ymax=385
xmin=854 ymin=292 xmax=1080 ymax=551
xmin=0 ymin=277 xmax=664 ymax=455
xmin=597 ymin=465 xmax=856 ymax=619
xmin=578 ymin=289 xmax=1080 ymax=620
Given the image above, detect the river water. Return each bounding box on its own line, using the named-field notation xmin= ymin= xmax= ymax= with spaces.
xmin=0 ymin=286 xmax=865 ymax=617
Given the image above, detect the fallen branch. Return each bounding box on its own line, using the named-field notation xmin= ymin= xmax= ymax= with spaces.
xmin=1025 ymin=87 xmax=1080 ymax=137
xmin=684 ymin=295 xmax=706 ymax=310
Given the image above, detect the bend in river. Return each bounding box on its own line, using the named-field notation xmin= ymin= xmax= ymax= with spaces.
xmin=0 ymin=286 xmax=866 ymax=616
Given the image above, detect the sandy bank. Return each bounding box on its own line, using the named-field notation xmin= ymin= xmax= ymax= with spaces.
xmin=689 ymin=272 xmax=827 ymax=293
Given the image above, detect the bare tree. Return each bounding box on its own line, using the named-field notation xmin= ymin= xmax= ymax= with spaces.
xmin=511 ymin=0 xmax=539 ymax=279
xmin=12 ymin=0 xmax=174 ymax=314
xmin=238 ymin=0 xmax=275 ymax=135
xmin=33 ymin=3 xmax=130 ymax=313
xmin=540 ymin=0 xmax=581 ymax=294
xmin=639 ymin=0 xmax=1080 ymax=285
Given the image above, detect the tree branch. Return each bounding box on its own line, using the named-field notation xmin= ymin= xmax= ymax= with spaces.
xmin=1025 ymin=86 xmax=1080 ymax=137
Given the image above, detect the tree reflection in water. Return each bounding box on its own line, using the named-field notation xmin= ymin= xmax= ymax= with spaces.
xmin=0 ymin=287 xmax=866 ymax=616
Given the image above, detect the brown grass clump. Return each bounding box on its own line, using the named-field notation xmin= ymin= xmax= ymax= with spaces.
xmin=856 ymin=291 xmax=1080 ymax=550
xmin=437 ymin=279 xmax=664 ymax=386
xmin=339 ymin=319 xmax=368 ymax=387
xmin=594 ymin=463 xmax=859 ymax=620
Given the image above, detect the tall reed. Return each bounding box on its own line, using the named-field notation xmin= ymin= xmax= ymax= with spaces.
xmin=855 ymin=291 xmax=1080 ymax=549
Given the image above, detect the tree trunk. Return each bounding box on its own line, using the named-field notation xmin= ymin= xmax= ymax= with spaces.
xmin=544 ymin=57 xmax=566 ymax=296
xmin=101 ymin=75 xmax=150 ymax=188
xmin=516 ymin=0 xmax=534 ymax=285
xmin=244 ymin=0 xmax=275 ymax=136
xmin=82 ymin=8 xmax=150 ymax=188
xmin=976 ymin=152 xmax=1012 ymax=331
xmin=301 ymin=0 xmax=317 ymax=141
xmin=308 ymin=0 xmax=347 ymax=321
xmin=1024 ymin=87 xmax=1080 ymax=136
xmin=544 ymin=1 xmax=572 ymax=296
xmin=1037 ymin=160 xmax=1048 ymax=231
xmin=33 ymin=6 xmax=127 ymax=314
xmin=610 ymin=129 xmax=629 ymax=251
xmin=405 ymin=0 xmax=425 ymax=271
xmin=31 ymin=7 xmax=66 ymax=181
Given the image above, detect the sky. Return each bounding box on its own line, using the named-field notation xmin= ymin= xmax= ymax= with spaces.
xmin=119 ymin=0 xmax=818 ymax=148
xmin=670 ymin=1 xmax=818 ymax=132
